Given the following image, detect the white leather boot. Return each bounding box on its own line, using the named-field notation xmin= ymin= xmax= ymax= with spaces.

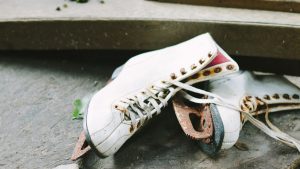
xmin=84 ymin=33 xmax=239 ymax=157
xmin=176 ymin=71 xmax=300 ymax=154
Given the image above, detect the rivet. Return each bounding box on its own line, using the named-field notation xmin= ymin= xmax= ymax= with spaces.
xmin=226 ymin=64 xmax=234 ymax=70
xmin=272 ymin=94 xmax=280 ymax=99
xmin=114 ymin=105 xmax=118 ymax=108
xmin=208 ymin=52 xmax=212 ymax=58
xmin=190 ymin=64 xmax=197 ymax=70
xmin=190 ymin=73 xmax=200 ymax=79
xmin=170 ymin=73 xmax=177 ymax=80
xmin=263 ymin=95 xmax=270 ymax=100
xmin=203 ymin=70 xmax=210 ymax=76
xmin=141 ymin=91 xmax=146 ymax=94
xmin=292 ymin=94 xmax=299 ymax=99
xmin=180 ymin=68 xmax=186 ymax=75
xmin=199 ymin=59 xmax=205 ymax=64
xmin=214 ymin=67 xmax=222 ymax=73
xmin=283 ymin=94 xmax=291 ymax=100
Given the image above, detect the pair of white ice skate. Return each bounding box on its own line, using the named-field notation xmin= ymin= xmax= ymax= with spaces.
xmin=81 ymin=33 xmax=300 ymax=158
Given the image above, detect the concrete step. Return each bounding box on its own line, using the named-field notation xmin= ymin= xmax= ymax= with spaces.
xmin=1 ymin=0 xmax=300 ymax=60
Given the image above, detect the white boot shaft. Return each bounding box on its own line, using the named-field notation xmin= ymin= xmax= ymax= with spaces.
xmin=85 ymin=33 xmax=239 ymax=157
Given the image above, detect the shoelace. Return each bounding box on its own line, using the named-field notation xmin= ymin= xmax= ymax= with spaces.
xmin=173 ymin=82 xmax=300 ymax=152
xmin=118 ymin=77 xmax=300 ymax=151
xmin=118 ymin=80 xmax=221 ymax=128
xmin=117 ymin=81 xmax=175 ymax=127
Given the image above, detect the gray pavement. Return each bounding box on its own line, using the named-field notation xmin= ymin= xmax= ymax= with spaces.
xmin=0 ymin=52 xmax=299 ymax=169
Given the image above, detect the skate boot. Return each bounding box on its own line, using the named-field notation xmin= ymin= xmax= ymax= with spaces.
xmin=84 ymin=33 xmax=239 ymax=157
xmin=173 ymin=71 xmax=300 ymax=155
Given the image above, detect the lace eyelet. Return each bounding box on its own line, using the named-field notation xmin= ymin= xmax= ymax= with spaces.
xmin=214 ymin=67 xmax=222 ymax=73
xmin=208 ymin=52 xmax=212 ymax=58
xmin=226 ymin=64 xmax=234 ymax=70
xmin=190 ymin=64 xmax=197 ymax=70
xmin=170 ymin=73 xmax=177 ymax=80
xmin=292 ymin=94 xmax=299 ymax=99
xmin=180 ymin=68 xmax=186 ymax=75
xmin=263 ymin=95 xmax=270 ymax=100
xmin=272 ymin=94 xmax=280 ymax=99
xmin=203 ymin=70 xmax=210 ymax=76
xmin=283 ymin=94 xmax=291 ymax=100
xmin=190 ymin=73 xmax=200 ymax=79
xmin=199 ymin=59 xmax=205 ymax=64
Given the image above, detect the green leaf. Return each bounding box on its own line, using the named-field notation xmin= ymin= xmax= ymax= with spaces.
xmin=72 ymin=99 xmax=84 ymax=120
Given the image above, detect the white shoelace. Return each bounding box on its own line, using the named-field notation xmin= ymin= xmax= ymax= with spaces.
xmin=120 ymin=80 xmax=300 ymax=151
xmin=173 ymin=82 xmax=300 ymax=152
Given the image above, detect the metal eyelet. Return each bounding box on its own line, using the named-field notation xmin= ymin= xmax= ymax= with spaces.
xmin=292 ymin=94 xmax=299 ymax=99
xmin=272 ymin=93 xmax=280 ymax=99
xmin=283 ymin=94 xmax=291 ymax=100
xmin=199 ymin=59 xmax=205 ymax=64
xmin=180 ymin=68 xmax=186 ymax=75
xmin=208 ymin=52 xmax=212 ymax=58
xmin=190 ymin=64 xmax=197 ymax=70
xmin=214 ymin=67 xmax=222 ymax=73
xmin=190 ymin=73 xmax=200 ymax=79
xmin=263 ymin=95 xmax=270 ymax=100
xmin=170 ymin=73 xmax=177 ymax=80
xmin=203 ymin=70 xmax=210 ymax=76
xmin=226 ymin=64 xmax=234 ymax=70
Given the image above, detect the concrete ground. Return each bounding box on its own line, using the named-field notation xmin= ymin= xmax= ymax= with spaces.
xmin=0 ymin=52 xmax=299 ymax=169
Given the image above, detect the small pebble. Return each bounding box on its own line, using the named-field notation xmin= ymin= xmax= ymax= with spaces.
xmin=56 ymin=7 xmax=61 ymax=11
xmin=63 ymin=4 xmax=68 ymax=8
xmin=100 ymin=0 xmax=105 ymax=4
